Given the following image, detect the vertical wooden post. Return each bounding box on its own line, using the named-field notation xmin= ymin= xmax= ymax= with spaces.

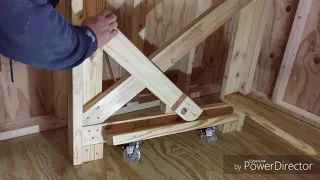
xmin=69 ymin=0 xmax=105 ymax=165
xmin=221 ymin=0 xmax=269 ymax=99
xmin=220 ymin=0 xmax=269 ymax=132
xmin=69 ymin=0 xmax=84 ymax=166
xmin=81 ymin=0 xmax=105 ymax=163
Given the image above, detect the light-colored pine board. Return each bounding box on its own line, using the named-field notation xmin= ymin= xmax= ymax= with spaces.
xmin=103 ymin=31 xmax=203 ymax=121
xmin=69 ymin=0 xmax=84 ymax=166
xmin=239 ymin=0 xmax=269 ymax=94
xmin=272 ymin=0 xmax=312 ymax=102
xmin=221 ymin=0 xmax=269 ymax=98
xmin=82 ymin=143 xmax=104 ymax=163
xmin=236 ymin=111 xmax=245 ymax=131
xmin=251 ymin=91 xmax=320 ymax=128
xmin=106 ymin=114 xmax=238 ymax=146
xmin=80 ymin=0 xmax=107 ymax=163
xmin=83 ymin=101 xmax=233 ymax=146
xmin=0 ymin=115 xmax=67 ymax=141
xmin=138 ymin=0 xmax=198 ymax=113
xmin=92 ymin=96 xmax=228 ymax=127
xmin=53 ymin=70 xmax=68 ymax=120
xmin=83 ymin=0 xmax=247 ymax=126
xmin=225 ymin=93 xmax=320 ymax=156
xmin=113 ymin=100 xmax=160 ymax=116
xmin=191 ymin=0 xmax=230 ymax=92
xmin=0 ymin=56 xmax=54 ymax=123
xmin=282 ymin=0 xmax=320 ymax=117
xmin=221 ymin=2 xmax=253 ymax=98
xmin=253 ymin=0 xmax=299 ymax=96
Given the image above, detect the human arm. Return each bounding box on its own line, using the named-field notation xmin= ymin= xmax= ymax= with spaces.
xmin=0 ymin=0 xmax=118 ymax=70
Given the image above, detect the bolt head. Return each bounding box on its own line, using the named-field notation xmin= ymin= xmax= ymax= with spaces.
xmin=181 ymin=108 xmax=188 ymax=115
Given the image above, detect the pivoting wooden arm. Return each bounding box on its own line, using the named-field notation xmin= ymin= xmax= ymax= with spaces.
xmin=82 ymin=0 xmax=253 ymax=126
xmin=102 ymin=31 xmax=203 ymax=121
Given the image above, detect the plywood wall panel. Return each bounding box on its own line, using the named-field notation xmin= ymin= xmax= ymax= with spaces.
xmin=0 ymin=56 xmax=54 ymax=124
xmin=283 ymin=0 xmax=320 ymax=116
xmin=253 ymin=0 xmax=299 ymax=96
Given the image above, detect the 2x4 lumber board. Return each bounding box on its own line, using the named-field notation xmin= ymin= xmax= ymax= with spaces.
xmin=225 ymin=93 xmax=320 ymax=156
xmin=236 ymin=111 xmax=245 ymax=131
xmin=0 ymin=115 xmax=67 ymax=141
xmin=82 ymin=143 xmax=104 ymax=163
xmin=82 ymin=100 xmax=232 ymax=146
xmin=238 ymin=0 xmax=269 ymax=94
xmin=221 ymin=0 xmax=268 ymax=98
xmin=272 ymin=0 xmax=313 ymax=103
xmin=103 ymin=31 xmax=203 ymax=122
xmin=250 ymin=91 xmax=320 ymax=129
xmin=106 ymin=114 xmax=238 ymax=146
xmin=103 ymin=101 xmax=229 ymax=127
xmin=81 ymin=0 xmax=105 ymax=163
xmin=113 ymin=100 xmax=160 ymax=116
xmin=69 ymin=65 xmax=83 ymax=166
xmin=83 ymin=0 xmax=252 ymax=126
xmin=69 ymin=0 xmax=84 ymax=166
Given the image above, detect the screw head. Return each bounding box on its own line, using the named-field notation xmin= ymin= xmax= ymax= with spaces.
xmin=181 ymin=108 xmax=188 ymax=115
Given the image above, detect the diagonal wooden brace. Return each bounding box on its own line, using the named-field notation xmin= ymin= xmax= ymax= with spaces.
xmin=103 ymin=31 xmax=203 ymax=121
xmin=83 ymin=0 xmax=253 ymax=126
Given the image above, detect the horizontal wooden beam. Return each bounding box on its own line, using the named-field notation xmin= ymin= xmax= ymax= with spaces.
xmin=0 ymin=115 xmax=67 ymax=141
xmin=103 ymin=32 xmax=203 ymax=121
xmin=82 ymin=98 xmax=233 ymax=146
xmin=83 ymin=0 xmax=251 ymax=126
xmin=225 ymin=93 xmax=320 ymax=156
xmin=106 ymin=114 xmax=238 ymax=146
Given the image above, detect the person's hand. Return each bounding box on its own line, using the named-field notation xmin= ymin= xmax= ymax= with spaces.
xmin=82 ymin=10 xmax=119 ymax=48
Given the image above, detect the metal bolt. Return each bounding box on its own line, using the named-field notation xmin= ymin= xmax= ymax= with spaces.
xmin=181 ymin=108 xmax=188 ymax=115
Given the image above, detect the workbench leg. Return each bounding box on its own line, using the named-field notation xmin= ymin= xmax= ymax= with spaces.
xmin=82 ymin=144 xmax=104 ymax=162
xmin=221 ymin=0 xmax=269 ymax=100
xmin=218 ymin=112 xmax=245 ymax=133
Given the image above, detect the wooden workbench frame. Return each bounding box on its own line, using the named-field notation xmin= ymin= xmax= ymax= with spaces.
xmin=68 ymin=0 xmax=271 ymax=166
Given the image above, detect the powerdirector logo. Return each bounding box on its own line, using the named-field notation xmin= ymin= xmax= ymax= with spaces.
xmin=223 ymin=155 xmax=320 ymax=174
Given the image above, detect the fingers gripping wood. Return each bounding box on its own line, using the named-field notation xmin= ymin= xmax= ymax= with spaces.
xmin=102 ymin=32 xmax=203 ymax=121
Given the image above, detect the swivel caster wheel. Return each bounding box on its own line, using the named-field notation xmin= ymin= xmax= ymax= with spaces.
xmin=201 ymin=127 xmax=217 ymax=145
xmin=122 ymin=141 xmax=141 ymax=164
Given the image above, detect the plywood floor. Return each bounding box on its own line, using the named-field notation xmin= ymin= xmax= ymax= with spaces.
xmin=0 ymin=119 xmax=319 ymax=180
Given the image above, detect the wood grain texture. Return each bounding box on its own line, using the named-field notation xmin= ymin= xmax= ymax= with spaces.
xmin=84 ymin=0 xmax=242 ymax=125
xmin=1 ymin=120 xmax=320 ymax=179
xmin=103 ymin=32 xmax=203 ymax=121
xmin=69 ymin=0 xmax=84 ymax=166
xmin=225 ymin=93 xmax=320 ymax=156
xmin=272 ymin=0 xmax=313 ymax=103
xmin=53 ymin=0 xmax=69 ymax=120
xmin=83 ymin=101 xmax=233 ymax=146
xmin=251 ymin=90 xmax=320 ymax=128
xmin=53 ymin=70 xmax=68 ymax=120
xmin=106 ymin=114 xmax=238 ymax=145
xmin=221 ymin=1 xmax=256 ymax=98
xmin=0 ymin=56 xmax=54 ymax=123
xmin=283 ymin=0 xmax=320 ymax=117
xmin=0 ymin=115 xmax=67 ymax=141
xmin=191 ymin=0 xmax=230 ymax=90
xmin=253 ymin=0 xmax=299 ymax=95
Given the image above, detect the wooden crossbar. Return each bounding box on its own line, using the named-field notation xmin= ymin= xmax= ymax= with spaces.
xmin=83 ymin=0 xmax=252 ymax=126
xmin=82 ymin=103 xmax=235 ymax=146
xmin=103 ymin=32 xmax=203 ymax=121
